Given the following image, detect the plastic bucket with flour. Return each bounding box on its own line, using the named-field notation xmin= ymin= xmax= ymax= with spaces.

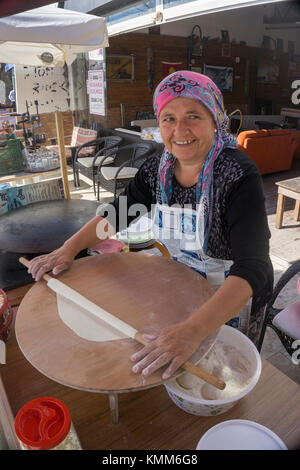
xmin=165 ymin=325 xmax=262 ymax=416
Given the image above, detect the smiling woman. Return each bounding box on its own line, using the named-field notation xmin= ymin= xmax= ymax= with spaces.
xmin=159 ymin=97 xmax=215 ymax=184
xmin=28 ymin=70 xmax=273 ymax=382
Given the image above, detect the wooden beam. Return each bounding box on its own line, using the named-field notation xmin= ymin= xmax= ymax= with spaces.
xmin=0 ymin=375 xmax=20 ymax=449
xmin=55 ymin=111 xmax=70 ymax=199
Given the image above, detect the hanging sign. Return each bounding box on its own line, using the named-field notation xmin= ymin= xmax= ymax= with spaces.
xmin=14 ymin=65 xmax=69 ymax=114
xmin=88 ymin=48 xmax=104 ymax=62
xmin=162 ymin=61 xmax=183 ymax=77
xmin=87 ymin=70 xmax=105 ymax=116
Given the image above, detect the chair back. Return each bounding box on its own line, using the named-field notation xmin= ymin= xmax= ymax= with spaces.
xmin=102 ymin=136 xmax=123 ymax=153
xmin=107 ymin=142 xmax=155 ymax=168
xmin=98 ymin=143 xmax=133 ymax=168
xmin=130 ymin=142 xmax=156 ymax=168
xmin=257 ymin=259 xmax=300 ymax=355
xmin=70 ymin=127 xmax=98 ymax=154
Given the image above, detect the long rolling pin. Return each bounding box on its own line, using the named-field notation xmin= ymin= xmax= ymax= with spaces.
xmin=20 ymin=257 xmax=226 ymax=390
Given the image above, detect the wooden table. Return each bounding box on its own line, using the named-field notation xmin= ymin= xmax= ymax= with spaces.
xmin=15 ymin=253 xmax=216 ymax=423
xmin=0 ymin=199 xmax=100 ymax=253
xmin=0 ymin=169 xmax=60 ymax=185
xmin=4 ymin=252 xmax=300 ymax=450
xmin=275 ymin=177 xmax=300 ymax=228
xmin=1 ymin=327 xmax=300 ymax=450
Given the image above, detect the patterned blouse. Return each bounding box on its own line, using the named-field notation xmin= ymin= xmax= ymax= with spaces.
xmin=108 ymin=147 xmax=273 ymax=318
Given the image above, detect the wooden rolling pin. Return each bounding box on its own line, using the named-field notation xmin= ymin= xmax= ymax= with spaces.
xmin=20 ymin=257 xmax=226 ymax=390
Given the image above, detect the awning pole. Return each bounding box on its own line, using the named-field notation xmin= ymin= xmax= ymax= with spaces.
xmin=55 ymin=111 xmax=70 ymax=199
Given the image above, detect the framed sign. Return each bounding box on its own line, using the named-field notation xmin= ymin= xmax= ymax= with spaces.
xmin=106 ymin=54 xmax=135 ymax=81
xmin=256 ymin=60 xmax=279 ymax=84
xmin=203 ymin=64 xmax=233 ymax=93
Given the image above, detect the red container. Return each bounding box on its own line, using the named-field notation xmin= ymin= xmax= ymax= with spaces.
xmin=14 ymin=397 xmax=81 ymax=450
xmin=0 ymin=289 xmax=14 ymax=342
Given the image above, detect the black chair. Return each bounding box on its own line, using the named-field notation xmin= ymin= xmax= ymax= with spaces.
xmin=96 ymin=142 xmax=156 ymax=201
xmin=254 ymin=120 xmax=285 ymax=130
xmin=257 ymin=259 xmax=300 ymax=356
xmin=73 ymin=135 xmax=123 ymax=195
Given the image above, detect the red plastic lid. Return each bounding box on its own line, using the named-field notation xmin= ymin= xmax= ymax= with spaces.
xmin=14 ymin=397 xmax=71 ymax=450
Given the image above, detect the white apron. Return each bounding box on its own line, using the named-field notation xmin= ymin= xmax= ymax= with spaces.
xmin=152 ymin=203 xmax=251 ymax=332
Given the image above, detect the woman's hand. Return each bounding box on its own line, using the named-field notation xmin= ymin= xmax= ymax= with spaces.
xmin=27 ymin=245 xmax=76 ymax=281
xmin=130 ymin=321 xmax=202 ymax=380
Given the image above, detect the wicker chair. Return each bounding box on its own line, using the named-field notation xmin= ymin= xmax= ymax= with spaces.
xmin=96 ymin=142 xmax=156 ymax=202
xmin=73 ymin=136 xmax=123 ymax=195
xmin=257 ymin=259 xmax=300 ymax=357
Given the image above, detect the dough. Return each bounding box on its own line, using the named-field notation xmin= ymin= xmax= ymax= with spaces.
xmin=48 ymin=278 xmax=137 ymax=342
xmin=176 ymin=373 xmax=199 ymax=390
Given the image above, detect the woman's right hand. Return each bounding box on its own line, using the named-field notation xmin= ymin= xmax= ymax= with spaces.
xmin=27 ymin=245 xmax=76 ymax=281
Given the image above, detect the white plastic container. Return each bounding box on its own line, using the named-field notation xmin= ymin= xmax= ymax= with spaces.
xmin=196 ymin=420 xmax=288 ymax=450
xmin=165 ymin=325 xmax=262 ymax=416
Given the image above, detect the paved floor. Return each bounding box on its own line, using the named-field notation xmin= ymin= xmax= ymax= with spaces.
xmin=259 ymin=159 xmax=300 ymax=384
xmin=40 ymin=159 xmax=300 ymax=384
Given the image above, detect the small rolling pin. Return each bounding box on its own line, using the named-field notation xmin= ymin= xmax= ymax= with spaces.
xmin=20 ymin=257 xmax=226 ymax=390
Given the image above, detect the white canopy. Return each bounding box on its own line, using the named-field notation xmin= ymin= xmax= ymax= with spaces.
xmin=0 ymin=6 xmax=109 ymax=67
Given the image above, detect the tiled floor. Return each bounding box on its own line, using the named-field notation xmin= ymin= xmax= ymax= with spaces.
xmin=40 ymin=160 xmax=300 ymax=384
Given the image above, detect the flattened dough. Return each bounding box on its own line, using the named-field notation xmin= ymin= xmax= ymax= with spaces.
xmin=48 ymin=278 xmax=136 ymax=342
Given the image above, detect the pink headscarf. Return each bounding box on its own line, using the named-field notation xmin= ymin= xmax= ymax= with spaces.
xmin=153 ymin=70 xmax=231 ymax=136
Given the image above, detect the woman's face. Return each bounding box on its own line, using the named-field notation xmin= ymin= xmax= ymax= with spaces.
xmin=159 ymin=97 xmax=216 ymax=165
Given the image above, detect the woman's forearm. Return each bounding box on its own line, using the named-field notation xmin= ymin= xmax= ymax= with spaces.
xmin=28 ymin=215 xmax=116 ymax=281
xmin=62 ymin=215 xmax=116 ymax=256
xmin=185 ymin=275 xmax=253 ymax=340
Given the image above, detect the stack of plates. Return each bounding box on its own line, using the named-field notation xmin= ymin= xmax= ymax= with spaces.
xmin=117 ymin=216 xmax=155 ymax=249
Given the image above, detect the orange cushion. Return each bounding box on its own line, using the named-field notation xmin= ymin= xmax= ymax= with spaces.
xmin=237 ymin=130 xmax=270 ymax=146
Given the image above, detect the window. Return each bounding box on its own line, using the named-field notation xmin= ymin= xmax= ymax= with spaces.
xmin=106 ymin=1 xmax=155 ymax=27
xmin=163 ymin=0 xmax=198 ymax=8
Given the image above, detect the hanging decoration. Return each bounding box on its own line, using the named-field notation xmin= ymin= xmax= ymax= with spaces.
xmin=162 ymin=61 xmax=183 ymax=77
xmin=187 ymin=25 xmax=204 ymax=69
xmin=147 ymin=47 xmax=154 ymax=93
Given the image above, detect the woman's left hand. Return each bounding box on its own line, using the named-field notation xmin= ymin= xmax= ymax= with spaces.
xmin=130 ymin=321 xmax=202 ymax=380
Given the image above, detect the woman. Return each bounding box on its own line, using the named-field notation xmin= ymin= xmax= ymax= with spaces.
xmin=28 ymin=71 xmax=273 ymax=380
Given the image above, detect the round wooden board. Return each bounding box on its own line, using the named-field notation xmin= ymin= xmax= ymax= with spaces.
xmin=16 ymin=252 xmax=216 ymax=393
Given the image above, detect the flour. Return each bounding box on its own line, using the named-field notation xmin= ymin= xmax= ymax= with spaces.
xmin=176 ymin=340 xmax=253 ymax=400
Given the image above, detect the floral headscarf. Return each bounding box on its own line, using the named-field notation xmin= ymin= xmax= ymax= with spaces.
xmin=153 ymin=70 xmax=237 ymax=252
